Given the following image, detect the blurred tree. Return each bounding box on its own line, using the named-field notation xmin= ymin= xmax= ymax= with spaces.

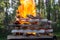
xmin=0 ymin=0 xmax=5 ymax=28
xmin=46 ymin=0 xmax=51 ymax=20
xmin=36 ymin=0 xmax=45 ymax=18
xmin=57 ymin=0 xmax=60 ymax=28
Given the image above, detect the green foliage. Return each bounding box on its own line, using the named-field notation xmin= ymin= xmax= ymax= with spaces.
xmin=0 ymin=1 xmax=5 ymax=28
xmin=0 ymin=1 xmax=6 ymax=28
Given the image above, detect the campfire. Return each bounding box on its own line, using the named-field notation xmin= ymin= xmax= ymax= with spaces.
xmin=16 ymin=0 xmax=36 ymax=24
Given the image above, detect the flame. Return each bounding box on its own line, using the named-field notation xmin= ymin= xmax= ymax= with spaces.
xmin=16 ymin=0 xmax=36 ymax=18
xmin=16 ymin=0 xmax=36 ymax=24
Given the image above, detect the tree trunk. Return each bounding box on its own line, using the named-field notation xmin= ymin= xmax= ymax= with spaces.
xmin=46 ymin=0 xmax=51 ymax=20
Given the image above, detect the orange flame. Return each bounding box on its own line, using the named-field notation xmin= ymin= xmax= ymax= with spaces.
xmin=16 ymin=0 xmax=36 ymax=18
xmin=16 ymin=0 xmax=36 ymax=24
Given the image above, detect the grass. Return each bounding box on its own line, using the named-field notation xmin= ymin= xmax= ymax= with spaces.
xmin=54 ymin=32 xmax=60 ymax=40
xmin=54 ymin=32 xmax=60 ymax=37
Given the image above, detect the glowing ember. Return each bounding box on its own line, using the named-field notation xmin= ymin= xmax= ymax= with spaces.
xmin=16 ymin=0 xmax=36 ymax=18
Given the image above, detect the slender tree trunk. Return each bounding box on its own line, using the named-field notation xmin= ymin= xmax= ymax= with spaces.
xmin=46 ymin=0 xmax=51 ymax=20
xmin=58 ymin=0 xmax=60 ymax=20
